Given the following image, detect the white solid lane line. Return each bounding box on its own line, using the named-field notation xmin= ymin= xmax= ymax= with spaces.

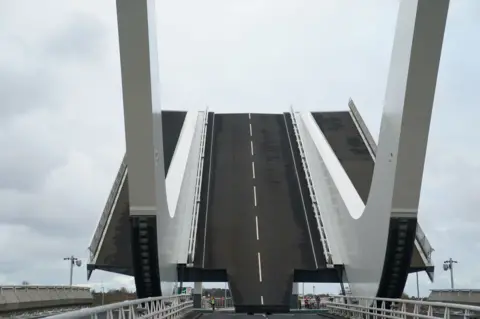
xmin=249 ymin=123 xmax=252 ymax=136
xmin=250 ymin=141 xmax=254 ymax=156
xmin=255 ymin=216 xmax=259 ymax=240
xmin=252 ymin=161 xmax=256 ymax=179
xmin=261 ymin=295 xmax=264 ymax=305
xmin=253 ymin=186 xmax=257 ymax=206
xmin=257 ymin=252 xmax=263 ymax=282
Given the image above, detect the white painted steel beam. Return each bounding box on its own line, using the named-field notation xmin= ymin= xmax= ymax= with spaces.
xmin=116 ymin=0 xmax=158 ymax=216
xmin=116 ymin=0 xmax=203 ymax=295
xmin=298 ymin=0 xmax=449 ymax=297
xmin=349 ymin=98 xmax=435 ymax=276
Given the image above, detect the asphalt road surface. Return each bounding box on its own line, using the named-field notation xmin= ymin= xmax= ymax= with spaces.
xmin=203 ymin=113 xmax=322 ymax=309
xmin=250 ymin=114 xmax=321 ymax=306
xmin=203 ymin=114 xmax=261 ymax=306
xmin=199 ymin=313 xmax=339 ymax=319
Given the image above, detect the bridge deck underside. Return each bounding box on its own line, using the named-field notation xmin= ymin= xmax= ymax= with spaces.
xmin=311 ymin=111 xmax=432 ymax=272
xmin=311 ymin=112 xmax=373 ymax=203
xmin=203 ymin=113 xmax=323 ymax=310
xmin=89 ymin=111 xmax=186 ymax=289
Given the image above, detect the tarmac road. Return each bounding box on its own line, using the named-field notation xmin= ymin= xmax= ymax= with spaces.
xmin=203 ymin=113 xmax=323 ymax=309
xmin=203 ymin=114 xmax=262 ymax=306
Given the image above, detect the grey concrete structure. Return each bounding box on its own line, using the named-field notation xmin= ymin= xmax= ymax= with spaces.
xmin=87 ymin=0 xmax=449 ymax=313
xmin=429 ymin=290 xmax=480 ymax=306
xmin=0 ymin=286 xmax=92 ymax=315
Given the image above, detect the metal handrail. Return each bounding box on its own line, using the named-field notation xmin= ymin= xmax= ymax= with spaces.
xmin=0 ymin=285 xmax=91 ymax=290
xmin=187 ymin=109 xmax=209 ymax=264
xmin=44 ymin=294 xmax=193 ymax=319
xmin=416 ymin=225 xmax=434 ymax=261
xmin=326 ymin=294 xmax=480 ymax=319
xmin=201 ymin=297 xmax=234 ymax=309
xmin=348 ymin=98 xmax=434 ymax=265
xmin=289 ymin=108 xmax=333 ymax=266
xmin=6 ymin=306 xmax=90 ymax=319
xmin=88 ymin=154 xmax=128 ymax=262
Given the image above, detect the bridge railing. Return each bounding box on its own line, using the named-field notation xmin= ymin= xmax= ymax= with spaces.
xmin=415 ymin=224 xmax=434 ymax=262
xmin=44 ymin=294 xmax=193 ymax=319
xmin=201 ymin=297 xmax=234 ymax=309
xmin=88 ymin=154 xmax=128 ymax=262
xmin=326 ymin=294 xmax=480 ymax=319
xmin=187 ymin=109 xmax=209 ymax=264
xmin=348 ymin=98 xmax=435 ymax=268
xmin=289 ymin=107 xmax=333 ymax=266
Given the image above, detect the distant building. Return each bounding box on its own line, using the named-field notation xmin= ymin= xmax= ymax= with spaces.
xmin=429 ymin=289 xmax=480 ymax=306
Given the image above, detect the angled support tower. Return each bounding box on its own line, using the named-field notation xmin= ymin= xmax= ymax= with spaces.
xmin=290 ymin=0 xmax=448 ymax=297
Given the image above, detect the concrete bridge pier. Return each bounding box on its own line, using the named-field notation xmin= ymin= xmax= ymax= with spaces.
xmin=291 ymin=283 xmax=299 ymax=309
xmin=193 ymin=282 xmax=203 ymax=308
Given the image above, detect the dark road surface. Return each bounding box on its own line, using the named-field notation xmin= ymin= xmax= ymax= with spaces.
xmin=203 ymin=114 xmax=261 ymax=306
xmin=250 ymin=114 xmax=321 ymax=307
xmin=198 ymin=313 xmax=339 ymax=319
xmin=203 ymin=113 xmax=322 ymax=310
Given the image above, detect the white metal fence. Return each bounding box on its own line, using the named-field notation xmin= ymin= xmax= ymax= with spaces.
xmin=187 ymin=110 xmax=209 ymax=265
xmin=40 ymin=293 xmax=480 ymax=318
xmin=289 ymin=108 xmax=333 ymax=266
xmin=201 ymin=297 xmax=234 ymax=310
xmin=88 ymin=154 xmax=127 ymax=262
xmin=43 ymin=294 xmax=192 ymax=319
xmin=325 ymin=295 xmax=480 ymax=319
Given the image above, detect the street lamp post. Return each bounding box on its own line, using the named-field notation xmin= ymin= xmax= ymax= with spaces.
xmin=416 ymin=272 xmax=420 ymax=298
xmin=64 ymin=256 xmax=82 ymax=286
xmin=101 ymin=281 xmax=105 ymax=305
xmin=443 ymin=258 xmax=458 ymax=289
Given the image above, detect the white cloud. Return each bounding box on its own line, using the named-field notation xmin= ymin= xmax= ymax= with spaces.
xmin=0 ymin=0 xmax=478 ymax=299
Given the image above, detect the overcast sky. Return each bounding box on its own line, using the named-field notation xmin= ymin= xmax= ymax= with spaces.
xmin=0 ymin=0 xmax=479 ymax=297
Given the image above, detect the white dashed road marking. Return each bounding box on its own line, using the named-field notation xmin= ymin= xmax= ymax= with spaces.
xmin=257 ymin=252 xmax=263 ymax=282
xmin=250 ymin=115 xmax=263 ymax=299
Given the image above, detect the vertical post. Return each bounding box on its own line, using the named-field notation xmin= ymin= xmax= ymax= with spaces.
xmin=193 ymin=282 xmax=202 ymax=308
xmin=416 ymin=272 xmax=420 ymax=298
xmin=69 ymin=257 xmax=74 ymax=286
xmin=101 ymin=282 xmax=105 ymax=305
xmin=444 ymin=258 xmax=458 ymax=290
xmin=179 ymin=265 xmax=184 ymax=293
xmin=224 ymin=282 xmax=227 ymax=307
xmin=291 ymin=283 xmax=299 ymax=309
xmin=64 ymin=255 xmax=79 ymax=286
xmin=450 ymin=264 xmax=455 ymax=289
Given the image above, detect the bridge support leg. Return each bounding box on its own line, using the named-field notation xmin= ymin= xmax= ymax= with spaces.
xmin=291 ymin=283 xmax=299 ymax=309
xmin=193 ymin=282 xmax=202 ymax=308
